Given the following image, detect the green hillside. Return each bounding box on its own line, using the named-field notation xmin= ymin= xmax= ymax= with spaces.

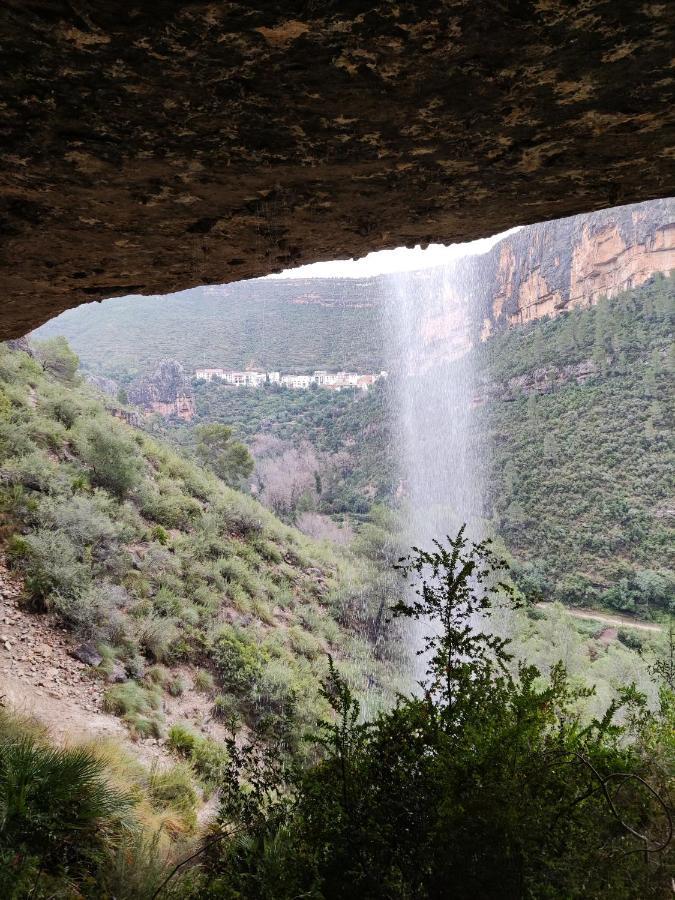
xmin=33 ymin=278 xmax=386 ymax=379
xmin=0 ymin=340 xmax=408 ymax=750
xmin=477 ymin=272 xmax=675 ymax=617
xmin=187 ymin=378 xmax=398 ymax=516
xmin=1 ymin=340 xmax=670 ymax=897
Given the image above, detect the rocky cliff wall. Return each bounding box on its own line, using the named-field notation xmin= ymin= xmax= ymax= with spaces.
xmin=474 ymin=197 xmax=674 ymax=338
xmin=128 ymin=360 xmax=195 ymax=421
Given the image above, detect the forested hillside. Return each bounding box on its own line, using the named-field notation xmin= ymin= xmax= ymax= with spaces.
xmin=477 ymin=272 xmax=674 ymax=617
xmin=189 ymin=378 xmax=397 ymax=517
xmin=33 ymin=278 xmax=385 ymax=378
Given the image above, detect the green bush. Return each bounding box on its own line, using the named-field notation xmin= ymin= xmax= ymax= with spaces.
xmin=137 ymin=615 xmax=178 ymax=663
xmin=212 ymin=694 xmax=239 ymax=726
xmin=152 ymin=524 xmax=169 ymax=545
xmin=167 ymin=723 xmax=197 ymax=756
xmin=211 ymin=627 xmax=268 ymax=693
xmin=147 ymin=764 xmax=198 ymax=828
xmin=167 ymin=675 xmax=186 ymax=697
xmin=103 ymin=682 xmax=163 ymax=738
xmin=194 ymin=670 xmax=215 ymax=694
xmin=9 ymin=529 xmax=90 ymax=610
xmin=77 ymin=419 xmax=144 ymax=498
xmin=189 ymin=738 xmax=229 ymax=789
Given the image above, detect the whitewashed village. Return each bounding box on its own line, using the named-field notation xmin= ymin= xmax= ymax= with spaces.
xmin=194 ymin=367 xmax=388 ymax=391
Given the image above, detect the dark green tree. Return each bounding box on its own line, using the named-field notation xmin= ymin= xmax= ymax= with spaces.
xmin=195 ymin=424 xmax=254 ymax=487
xmin=78 ymin=419 xmax=143 ymax=498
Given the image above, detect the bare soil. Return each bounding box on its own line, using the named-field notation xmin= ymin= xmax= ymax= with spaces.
xmin=535 ymin=602 xmax=662 ymax=633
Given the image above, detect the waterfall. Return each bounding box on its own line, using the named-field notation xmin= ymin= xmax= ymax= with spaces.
xmin=381 ymin=261 xmax=484 ymax=671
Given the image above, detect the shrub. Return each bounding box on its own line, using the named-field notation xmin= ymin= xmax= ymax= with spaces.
xmin=167 ymin=675 xmax=186 ymax=697
xmin=47 ymin=395 xmax=80 ymax=429
xmin=35 ymin=493 xmax=119 ymax=554
xmin=0 ymin=713 xmax=132 ymax=894
xmin=152 ymin=524 xmax=169 ymax=545
xmin=167 ymin=723 xmax=197 ymax=756
xmin=147 ymin=764 xmax=198 ymax=830
xmin=212 ymin=693 xmax=239 ymax=727
xmin=9 ymin=529 xmax=90 ymax=610
xmin=138 ymin=481 xmax=202 ymax=529
xmin=617 ymin=628 xmax=645 ymax=651
xmin=52 ymin=581 xmax=130 ymax=642
xmin=153 ymin=586 xmax=182 ymax=617
xmin=146 ymin=665 xmax=170 ymax=686
xmin=211 ymin=626 xmax=268 ymax=693
xmin=103 ymin=682 xmax=163 ymax=737
xmin=216 ymin=494 xmax=264 ymax=537
xmin=138 ymin=615 xmax=178 ymax=663
xmin=189 ymin=738 xmax=229 ymax=789
xmin=166 ymin=724 xmax=230 ymax=790
xmin=194 ymin=670 xmax=215 ymax=693
xmin=218 ymin=555 xmax=259 ymax=596
xmin=77 ymin=419 xmax=144 ymax=498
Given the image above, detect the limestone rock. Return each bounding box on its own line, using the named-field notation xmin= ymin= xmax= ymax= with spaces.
xmin=86 ymin=374 xmax=119 ymax=398
xmin=128 ymin=359 xmax=195 ymax=421
xmin=106 ymin=663 xmax=127 ymax=684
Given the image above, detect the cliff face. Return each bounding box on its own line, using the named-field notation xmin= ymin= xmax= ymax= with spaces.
xmin=128 ymin=360 xmax=195 ymax=421
xmin=475 ymin=198 xmax=674 ymax=338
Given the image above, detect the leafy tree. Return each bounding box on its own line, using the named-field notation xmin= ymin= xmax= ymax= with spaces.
xmin=195 ymin=423 xmax=254 ymax=486
xmin=197 ymin=530 xmax=672 ymax=898
xmin=33 ymin=336 xmax=79 ymax=382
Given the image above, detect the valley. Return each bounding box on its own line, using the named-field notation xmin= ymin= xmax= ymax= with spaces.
xmin=8 ymin=197 xmax=674 ymax=897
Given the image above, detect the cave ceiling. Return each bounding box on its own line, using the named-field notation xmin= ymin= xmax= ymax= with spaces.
xmin=1 ymin=1 xmax=673 ymax=338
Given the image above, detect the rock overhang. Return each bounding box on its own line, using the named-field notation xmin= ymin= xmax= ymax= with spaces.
xmin=1 ymin=1 xmax=673 ymax=338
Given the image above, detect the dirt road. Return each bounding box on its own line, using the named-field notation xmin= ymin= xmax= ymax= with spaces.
xmin=535 ymin=602 xmax=663 ymax=633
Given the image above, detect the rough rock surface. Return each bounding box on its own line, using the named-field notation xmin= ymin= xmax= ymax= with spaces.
xmin=471 ymin=198 xmax=675 ymax=337
xmin=1 ymin=2 xmax=673 ymax=338
xmin=128 ymin=359 xmax=195 ymax=420
xmin=85 ymin=373 xmax=118 ymax=397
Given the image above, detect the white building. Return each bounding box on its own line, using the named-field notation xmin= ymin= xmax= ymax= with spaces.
xmin=195 ymin=367 xmax=226 ymax=381
xmin=281 ymin=374 xmax=315 ymax=389
xmin=195 ymin=367 xmax=387 ymax=391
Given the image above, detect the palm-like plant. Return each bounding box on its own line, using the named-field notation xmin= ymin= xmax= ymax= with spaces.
xmin=0 ymin=727 xmax=133 ymax=894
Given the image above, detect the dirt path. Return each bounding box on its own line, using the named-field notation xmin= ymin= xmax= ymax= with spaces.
xmin=0 ymin=561 xmax=173 ymax=767
xmin=535 ymin=602 xmax=663 ymax=633
xmin=0 ymin=559 xmax=223 ymax=827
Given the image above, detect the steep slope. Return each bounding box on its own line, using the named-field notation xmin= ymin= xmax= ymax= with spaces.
xmin=471 ymin=196 xmax=675 ymax=336
xmin=0 ymin=341 xmax=407 ymax=758
xmin=34 ymin=278 xmax=385 ymax=378
xmin=475 ymin=273 xmax=674 ymax=616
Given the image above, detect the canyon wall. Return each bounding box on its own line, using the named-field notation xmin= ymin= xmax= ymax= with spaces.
xmin=473 ymin=197 xmax=674 ymax=339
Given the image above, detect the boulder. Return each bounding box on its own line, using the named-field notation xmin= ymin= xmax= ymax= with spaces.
xmin=71 ymin=642 xmax=103 ymax=667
